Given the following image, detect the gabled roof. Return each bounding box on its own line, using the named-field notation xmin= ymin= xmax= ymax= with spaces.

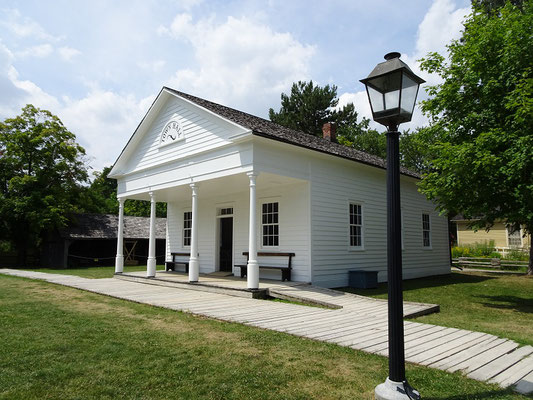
xmin=59 ymin=214 xmax=166 ymax=240
xmin=164 ymin=87 xmax=420 ymax=179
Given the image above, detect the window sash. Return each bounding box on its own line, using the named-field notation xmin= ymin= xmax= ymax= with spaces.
xmin=422 ymin=214 xmax=431 ymax=247
xmin=262 ymin=202 xmax=279 ymax=247
xmin=183 ymin=211 xmax=192 ymax=247
xmin=349 ymin=203 xmax=363 ymax=248
xmin=508 ymin=224 xmax=522 ymax=247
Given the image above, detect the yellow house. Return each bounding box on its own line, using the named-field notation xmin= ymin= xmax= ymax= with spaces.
xmin=452 ymin=216 xmax=531 ymax=254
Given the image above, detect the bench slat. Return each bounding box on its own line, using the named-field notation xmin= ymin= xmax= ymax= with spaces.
xmin=239 ymin=251 xmax=295 ymax=282
xmin=243 ymin=251 xmax=295 ymax=257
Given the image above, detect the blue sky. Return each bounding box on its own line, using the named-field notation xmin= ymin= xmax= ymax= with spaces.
xmin=0 ymin=0 xmax=470 ymax=173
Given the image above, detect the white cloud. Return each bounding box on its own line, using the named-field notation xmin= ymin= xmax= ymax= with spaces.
xmin=0 ymin=42 xmax=60 ymax=116
xmin=58 ymin=46 xmax=81 ymax=62
xmin=176 ymin=0 xmax=204 ymax=11
xmin=338 ymin=91 xmax=372 ymax=122
xmin=59 ymin=90 xmax=153 ymax=170
xmin=15 ymin=43 xmax=54 ymax=59
xmin=1 ymin=8 xmax=62 ymax=41
xmin=338 ymin=0 xmax=471 ymax=131
xmin=138 ymin=59 xmax=166 ymax=72
xmin=0 ymin=41 xmax=148 ymax=171
xmin=160 ymin=14 xmax=315 ymax=116
xmin=416 ymin=0 xmax=470 ymax=58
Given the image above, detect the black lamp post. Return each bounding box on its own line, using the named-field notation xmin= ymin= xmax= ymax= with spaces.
xmin=360 ymin=52 xmax=424 ymax=400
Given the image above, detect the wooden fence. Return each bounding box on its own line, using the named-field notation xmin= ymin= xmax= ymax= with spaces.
xmin=452 ymin=257 xmax=529 ymax=270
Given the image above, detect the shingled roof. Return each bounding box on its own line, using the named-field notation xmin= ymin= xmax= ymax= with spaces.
xmin=165 ymin=87 xmax=420 ymax=179
xmin=59 ymin=214 xmax=166 ymax=240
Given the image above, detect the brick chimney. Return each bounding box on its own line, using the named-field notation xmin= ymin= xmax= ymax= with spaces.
xmin=322 ymin=122 xmax=337 ymax=143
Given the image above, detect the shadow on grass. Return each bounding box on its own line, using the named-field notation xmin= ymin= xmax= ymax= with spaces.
xmin=475 ymin=294 xmax=533 ymax=314
xmin=425 ymin=389 xmax=521 ymax=400
xmin=340 ymin=273 xmax=495 ymax=297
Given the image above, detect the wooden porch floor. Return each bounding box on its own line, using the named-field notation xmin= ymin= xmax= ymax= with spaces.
xmin=1 ymin=268 xmax=531 ymax=395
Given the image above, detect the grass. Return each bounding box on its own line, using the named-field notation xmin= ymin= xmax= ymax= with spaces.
xmin=0 ymin=274 xmax=529 ymax=400
xmin=18 ymin=266 xmax=533 ymax=346
xmin=22 ymin=265 xmax=150 ymax=278
xmin=342 ymin=271 xmax=533 ymax=347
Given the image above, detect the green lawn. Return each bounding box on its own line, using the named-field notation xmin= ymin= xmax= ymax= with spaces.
xmin=20 ymin=267 xmax=533 ymax=347
xmin=343 ymin=271 xmax=533 ymax=347
xmin=23 ymin=265 xmax=151 ymax=278
xmin=0 ymin=274 xmax=528 ymax=400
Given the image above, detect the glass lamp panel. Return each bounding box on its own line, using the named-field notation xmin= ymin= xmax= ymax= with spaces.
xmin=367 ymin=86 xmax=384 ymax=113
xmin=369 ymin=70 xmax=402 ymax=92
xmin=384 ymin=89 xmax=400 ymax=110
xmin=400 ymin=73 xmax=419 ymax=115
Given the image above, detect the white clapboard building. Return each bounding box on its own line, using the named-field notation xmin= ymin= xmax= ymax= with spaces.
xmin=109 ymin=87 xmax=450 ymax=288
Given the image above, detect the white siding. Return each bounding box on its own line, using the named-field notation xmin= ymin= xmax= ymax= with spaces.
xmin=122 ymin=95 xmax=248 ymax=176
xmin=309 ymin=155 xmax=450 ymax=288
xmin=165 ymin=181 xmax=311 ymax=282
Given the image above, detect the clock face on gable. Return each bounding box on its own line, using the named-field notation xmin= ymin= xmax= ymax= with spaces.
xmin=159 ymin=118 xmax=184 ymax=146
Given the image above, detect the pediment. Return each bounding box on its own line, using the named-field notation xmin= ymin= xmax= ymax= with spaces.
xmin=110 ymin=88 xmax=251 ymax=177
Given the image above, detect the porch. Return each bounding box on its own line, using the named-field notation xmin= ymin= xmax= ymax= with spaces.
xmin=114 ymin=170 xmax=311 ymax=289
xmin=115 ymin=269 xmax=306 ymax=300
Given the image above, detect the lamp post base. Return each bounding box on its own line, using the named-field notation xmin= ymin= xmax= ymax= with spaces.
xmin=375 ymin=378 xmax=421 ymax=400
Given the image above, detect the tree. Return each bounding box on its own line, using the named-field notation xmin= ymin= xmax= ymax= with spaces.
xmin=337 ymin=126 xmax=435 ymax=174
xmin=418 ymin=2 xmax=533 ymax=274
xmin=269 ymin=81 xmax=369 ymax=138
xmin=337 ymin=125 xmax=387 ymax=159
xmin=270 ymin=81 xmax=432 ymax=173
xmin=85 ymin=166 xmax=167 ymax=218
xmin=0 ymin=105 xmax=88 ymax=265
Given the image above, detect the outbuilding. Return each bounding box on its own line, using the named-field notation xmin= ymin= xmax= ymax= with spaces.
xmin=109 ymin=87 xmax=450 ymax=288
xmin=41 ymin=213 xmax=166 ymax=268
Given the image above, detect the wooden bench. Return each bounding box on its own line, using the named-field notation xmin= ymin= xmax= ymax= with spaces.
xmin=165 ymin=252 xmax=191 ymax=272
xmin=236 ymin=251 xmax=295 ymax=282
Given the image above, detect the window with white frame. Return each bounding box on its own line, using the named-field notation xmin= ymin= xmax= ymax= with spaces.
xmin=183 ymin=211 xmax=192 ymax=247
xmin=507 ymin=223 xmax=522 ymax=247
xmin=422 ymin=213 xmax=431 ymax=247
xmin=218 ymin=207 xmax=233 ymax=216
xmin=262 ymin=202 xmax=279 ymax=246
xmin=349 ymin=203 xmax=363 ymax=248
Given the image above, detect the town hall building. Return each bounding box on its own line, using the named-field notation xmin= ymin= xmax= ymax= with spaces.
xmin=109 ymin=87 xmax=450 ymax=289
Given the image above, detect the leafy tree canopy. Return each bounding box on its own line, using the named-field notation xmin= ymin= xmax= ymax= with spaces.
xmin=85 ymin=166 xmax=166 ymax=218
xmin=418 ymin=1 xmax=533 ymax=272
xmin=269 ymin=80 xmax=432 ymax=173
xmin=268 ymin=80 xmax=370 ymax=138
xmin=338 ymin=127 xmax=436 ymax=174
xmin=0 ymin=105 xmax=88 ymax=264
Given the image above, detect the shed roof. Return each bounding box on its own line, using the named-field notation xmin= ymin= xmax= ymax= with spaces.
xmin=59 ymin=214 xmax=166 ymax=240
xmin=164 ymin=87 xmax=421 ymax=179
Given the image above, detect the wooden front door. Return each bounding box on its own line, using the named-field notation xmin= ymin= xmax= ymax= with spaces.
xmin=219 ymin=217 xmax=233 ymax=272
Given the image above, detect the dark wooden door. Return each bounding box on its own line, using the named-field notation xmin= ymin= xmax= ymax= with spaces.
xmin=219 ymin=217 xmax=233 ymax=272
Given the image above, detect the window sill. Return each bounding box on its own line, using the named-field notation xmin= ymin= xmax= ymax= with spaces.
xmin=349 ymin=247 xmax=365 ymax=252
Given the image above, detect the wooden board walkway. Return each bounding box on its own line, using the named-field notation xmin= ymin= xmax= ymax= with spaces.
xmin=1 ymin=269 xmax=531 ymax=395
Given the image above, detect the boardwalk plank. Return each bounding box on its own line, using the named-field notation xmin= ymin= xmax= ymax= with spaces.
xmin=468 ymin=345 xmax=533 ymax=382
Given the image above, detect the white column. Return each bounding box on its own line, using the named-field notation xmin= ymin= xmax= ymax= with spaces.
xmin=114 ymin=198 xmax=125 ymax=274
xmin=247 ymin=172 xmax=259 ymax=289
xmin=147 ymin=191 xmax=157 ymax=277
xmin=188 ymin=183 xmax=199 ymax=282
